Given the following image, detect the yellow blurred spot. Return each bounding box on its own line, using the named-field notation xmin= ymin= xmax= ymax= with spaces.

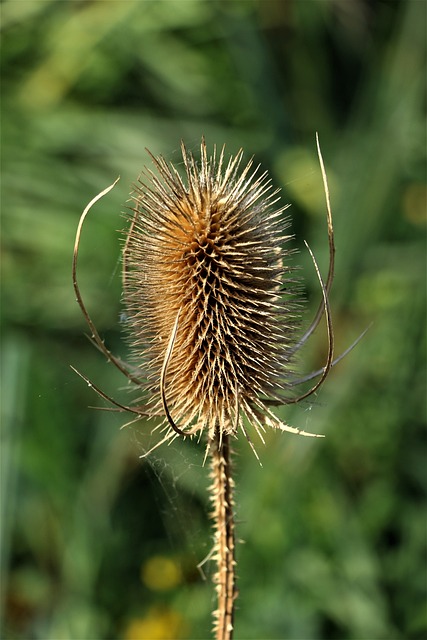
xmin=402 ymin=182 xmax=427 ymax=226
xmin=141 ymin=555 xmax=182 ymax=591
xmin=124 ymin=607 xmax=186 ymax=640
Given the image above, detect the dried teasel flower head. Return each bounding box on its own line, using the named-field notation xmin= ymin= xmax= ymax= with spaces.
xmin=71 ymin=137 xmax=346 ymax=640
xmin=121 ymin=137 xmax=335 ymax=452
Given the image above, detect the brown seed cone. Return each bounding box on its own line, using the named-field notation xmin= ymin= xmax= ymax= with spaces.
xmin=123 ymin=139 xmax=303 ymax=444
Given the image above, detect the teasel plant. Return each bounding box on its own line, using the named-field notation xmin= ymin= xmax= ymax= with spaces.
xmin=72 ymin=135 xmax=363 ymax=640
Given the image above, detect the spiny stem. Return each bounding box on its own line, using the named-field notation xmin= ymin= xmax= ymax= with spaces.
xmin=210 ymin=430 xmax=236 ymax=640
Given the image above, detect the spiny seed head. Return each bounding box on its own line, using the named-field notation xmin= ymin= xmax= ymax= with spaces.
xmin=123 ymin=139 xmax=305 ymax=444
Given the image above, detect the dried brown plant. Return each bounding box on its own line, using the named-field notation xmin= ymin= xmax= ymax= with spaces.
xmin=72 ymin=136 xmax=352 ymax=640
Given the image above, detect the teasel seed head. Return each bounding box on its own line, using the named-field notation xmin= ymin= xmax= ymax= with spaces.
xmin=72 ymin=136 xmax=338 ymax=640
xmin=122 ymin=138 xmax=325 ymax=449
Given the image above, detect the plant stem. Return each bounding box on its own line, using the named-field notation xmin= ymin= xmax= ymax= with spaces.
xmin=210 ymin=430 xmax=236 ymax=640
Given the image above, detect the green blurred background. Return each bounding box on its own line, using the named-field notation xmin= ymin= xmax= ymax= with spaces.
xmin=1 ymin=1 xmax=425 ymax=639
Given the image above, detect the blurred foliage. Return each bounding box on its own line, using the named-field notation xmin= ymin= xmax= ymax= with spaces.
xmin=1 ymin=1 xmax=425 ymax=639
